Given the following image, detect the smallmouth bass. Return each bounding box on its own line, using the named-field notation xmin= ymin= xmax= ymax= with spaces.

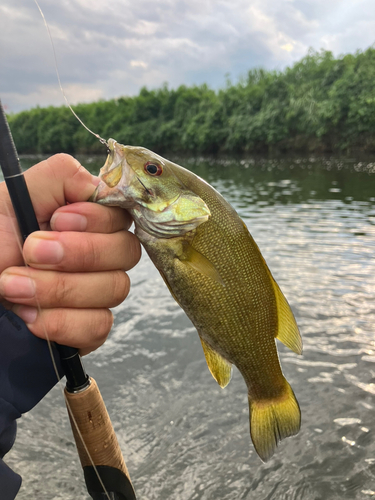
xmin=91 ymin=139 xmax=303 ymax=462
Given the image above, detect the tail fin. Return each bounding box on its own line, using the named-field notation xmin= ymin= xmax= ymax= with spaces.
xmin=249 ymin=382 xmax=301 ymax=462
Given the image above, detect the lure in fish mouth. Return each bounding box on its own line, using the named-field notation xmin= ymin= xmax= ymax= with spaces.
xmin=91 ymin=139 xmax=303 ymax=463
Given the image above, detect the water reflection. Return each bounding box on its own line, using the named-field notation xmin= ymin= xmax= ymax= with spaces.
xmin=6 ymin=155 xmax=375 ymax=499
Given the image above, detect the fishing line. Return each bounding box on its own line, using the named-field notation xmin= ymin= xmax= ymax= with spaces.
xmin=2 ymin=2 xmax=116 ymax=499
xmin=33 ymin=0 xmax=109 ymax=148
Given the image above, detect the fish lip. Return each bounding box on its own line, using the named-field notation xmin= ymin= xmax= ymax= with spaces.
xmin=100 ymin=138 xmax=122 ymax=176
xmin=92 ymin=138 xmax=116 ymax=179
xmin=90 ymin=139 xmax=137 ymax=208
xmin=88 ymin=186 xmax=99 ymax=202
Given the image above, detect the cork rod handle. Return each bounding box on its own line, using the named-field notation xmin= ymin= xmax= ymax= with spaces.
xmin=65 ymin=377 xmax=136 ymax=499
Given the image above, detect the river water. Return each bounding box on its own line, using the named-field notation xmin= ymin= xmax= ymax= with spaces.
xmin=5 ymin=155 xmax=375 ymax=499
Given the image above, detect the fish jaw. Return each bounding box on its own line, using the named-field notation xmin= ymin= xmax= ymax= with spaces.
xmin=90 ymin=138 xmax=138 ymax=209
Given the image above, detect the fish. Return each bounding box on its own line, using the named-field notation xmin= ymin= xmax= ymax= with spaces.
xmin=91 ymin=138 xmax=303 ymax=462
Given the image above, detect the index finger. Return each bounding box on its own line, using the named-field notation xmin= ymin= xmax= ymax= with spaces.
xmin=23 ymin=230 xmax=141 ymax=272
xmin=23 ymin=154 xmax=99 ymax=225
xmin=50 ymin=202 xmax=133 ymax=233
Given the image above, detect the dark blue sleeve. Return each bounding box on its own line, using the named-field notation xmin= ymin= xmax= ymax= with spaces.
xmin=0 ymin=304 xmax=63 ymax=499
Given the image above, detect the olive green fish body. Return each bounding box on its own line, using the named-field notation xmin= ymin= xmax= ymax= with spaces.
xmin=92 ymin=140 xmax=302 ymax=461
xmin=137 ymin=181 xmax=282 ymax=397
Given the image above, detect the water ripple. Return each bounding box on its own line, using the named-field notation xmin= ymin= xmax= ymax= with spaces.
xmin=7 ymin=156 xmax=375 ymax=499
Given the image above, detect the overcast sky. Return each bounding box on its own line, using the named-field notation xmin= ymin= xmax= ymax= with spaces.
xmin=1 ymin=0 xmax=375 ymax=113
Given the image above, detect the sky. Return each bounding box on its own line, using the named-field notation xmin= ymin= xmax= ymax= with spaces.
xmin=1 ymin=0 xmax=375 ymax=113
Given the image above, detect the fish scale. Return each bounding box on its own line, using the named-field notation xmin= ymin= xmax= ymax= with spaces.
xmin=92 ymin=139 xmax=303 ymax=462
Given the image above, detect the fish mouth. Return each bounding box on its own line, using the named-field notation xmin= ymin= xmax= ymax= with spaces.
xmin=89 ymin=138 xmax=137 ymax=208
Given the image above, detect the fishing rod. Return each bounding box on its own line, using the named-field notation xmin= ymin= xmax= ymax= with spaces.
xmin=0 ymin=99 xmax=136 ymax=500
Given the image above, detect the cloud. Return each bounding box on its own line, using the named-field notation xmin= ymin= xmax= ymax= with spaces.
xmin=2 ymin=83 xmax=104 ymax=112
xmin=1 ymin=0 xmax=375 ymax=113
xmin=281 ymin=44 xmax=295 ymax=52
xmin=130 ymin=60 xmax=148 ymax=69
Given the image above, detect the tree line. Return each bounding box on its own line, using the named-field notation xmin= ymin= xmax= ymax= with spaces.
xmin=8 ymin=47 xmax=375 ymax=156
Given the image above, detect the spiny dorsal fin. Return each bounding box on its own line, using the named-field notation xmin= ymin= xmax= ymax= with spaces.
xmin=180 ymin=244 xmax=224 ymax=285
xmin=200 ymin=338 xmax=232 ymax=388
xmin=271 ymin=278 xmax=302 ymax=355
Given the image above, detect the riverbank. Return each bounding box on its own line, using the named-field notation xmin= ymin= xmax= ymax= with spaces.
xmin=7 ymin=47 xmax=375 ymax=156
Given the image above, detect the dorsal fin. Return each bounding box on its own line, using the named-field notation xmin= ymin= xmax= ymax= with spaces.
xmin=200 ymin=338 xmax=232 ymax=388
xmin=241 ymin=222 xmax=302 ymax=354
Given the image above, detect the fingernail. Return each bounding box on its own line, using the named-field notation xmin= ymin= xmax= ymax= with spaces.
xmin=27 ymin=236 xmax=64 ymax=265
xmin=14 ymin=305 xmax=38 ymax=324
xmin=50 ymin=213 xmax=88 ymax=232
xmin=0 ymin=274 xmax=36 ymax=299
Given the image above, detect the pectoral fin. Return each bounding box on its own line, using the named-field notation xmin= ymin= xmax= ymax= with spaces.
xmin=200 ymin=338 xmax=232 ymax=388
xmin=180 ymin=244 xmax=224 ymax=286
xmin=271 ymin=279 xmax=302 ymax=355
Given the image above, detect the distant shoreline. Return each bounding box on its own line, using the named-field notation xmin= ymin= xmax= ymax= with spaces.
xmin=8 ymin=48 xmax=375 ymax=157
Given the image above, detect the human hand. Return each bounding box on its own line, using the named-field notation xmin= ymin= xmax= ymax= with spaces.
xmin=0 ymin=154 xmax=141 ymax=355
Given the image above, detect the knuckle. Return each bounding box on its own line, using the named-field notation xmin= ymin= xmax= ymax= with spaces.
xmin=123 ymin=232 xmax=142 ymax=269
xmin=48 ymin=153 xmax=81 ymax=176
xmin=51 ymin=152 xmax=76 ymax=164
xmin=110 ymin=271 xmax=130 ymax=306
xmin=111 ymin=207 xmax=132 ymax=231
xmin=53 ymin=273 xmax=71 ymax=304
xmin=106 ymin=207 xmax=118 ymax=232
xmin=95 ymin=309 xmax=113 ymax=343
xmin=76 ymin=236 xmax=102 ymax=270
xmin=104 ymin=309 xmax=114 ymax=334
xmin=46 ymin=309 xmax=69 ymax=341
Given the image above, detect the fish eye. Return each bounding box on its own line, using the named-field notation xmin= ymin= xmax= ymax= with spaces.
xmin=144 ymin=162 xmax=163 ymax=176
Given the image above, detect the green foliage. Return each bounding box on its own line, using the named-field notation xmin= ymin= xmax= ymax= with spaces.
xmin=8 ymin=47 xmax=375 ymax=155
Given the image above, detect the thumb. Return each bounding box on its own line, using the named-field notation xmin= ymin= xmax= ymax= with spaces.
xmin=23 ymin=153 xmax=100 ymax=225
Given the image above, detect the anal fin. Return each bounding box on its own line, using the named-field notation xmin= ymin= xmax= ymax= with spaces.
xmin=200 ymin=338 xmax=232 ymax=388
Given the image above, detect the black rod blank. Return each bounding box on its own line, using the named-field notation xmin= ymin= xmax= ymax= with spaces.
xmin=0 ymin=99 xmax=89 ymax=391
xmin=0 ymin=98 xmax=136 ymax=500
